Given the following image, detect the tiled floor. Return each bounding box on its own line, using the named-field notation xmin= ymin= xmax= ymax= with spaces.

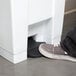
xmin=0 ymin=12 xmax=76 ymax=76
xmin=1 ymin=56 xmax=76 ymax=76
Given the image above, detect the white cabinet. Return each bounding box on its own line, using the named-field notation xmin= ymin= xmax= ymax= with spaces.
xmin=0 ymin=0 xmax=65 ymax=64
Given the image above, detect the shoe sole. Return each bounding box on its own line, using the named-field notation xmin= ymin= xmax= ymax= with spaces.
xmin=39 ymin=44 xmax=76 ymax=62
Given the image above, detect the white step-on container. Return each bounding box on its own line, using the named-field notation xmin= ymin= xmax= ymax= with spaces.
xmin=0 ymin=0 xmax=65 ymax=64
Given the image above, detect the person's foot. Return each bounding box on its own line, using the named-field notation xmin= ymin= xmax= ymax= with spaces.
xmin=39 ymin=44 xmax=76 ymax=62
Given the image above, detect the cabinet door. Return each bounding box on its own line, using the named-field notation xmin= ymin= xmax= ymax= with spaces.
xmin=28 ymin=0 xmax=53 ymax=25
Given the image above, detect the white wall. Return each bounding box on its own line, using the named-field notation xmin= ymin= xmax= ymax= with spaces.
xmin=0 ymin=0 xmax=13 ymax=52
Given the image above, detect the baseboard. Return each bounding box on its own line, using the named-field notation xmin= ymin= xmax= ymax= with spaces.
xmin=0 ymin=47 xmax=27 ymax=64
xmin=65 ymin=9 xmax=76 ymax=15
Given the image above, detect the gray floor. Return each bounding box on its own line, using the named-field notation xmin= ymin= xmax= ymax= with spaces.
xmin=0 ymin=12 xmax=76 ymax=76
xmin=1 ymin=56 xmax=76 ymax=76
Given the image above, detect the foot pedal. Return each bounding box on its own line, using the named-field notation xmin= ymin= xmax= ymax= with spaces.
xmin=27 ymin=37 xmax=44 ymax=58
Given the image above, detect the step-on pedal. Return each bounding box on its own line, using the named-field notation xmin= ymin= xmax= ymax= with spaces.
xmin=27 ymin=37 xmax=44 ymax=58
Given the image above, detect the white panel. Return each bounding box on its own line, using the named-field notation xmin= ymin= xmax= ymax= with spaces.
xmin=28 ymin=0 xmax=53 ymax=24
xmin=11 ymin=0 xmax=28 ymax=54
